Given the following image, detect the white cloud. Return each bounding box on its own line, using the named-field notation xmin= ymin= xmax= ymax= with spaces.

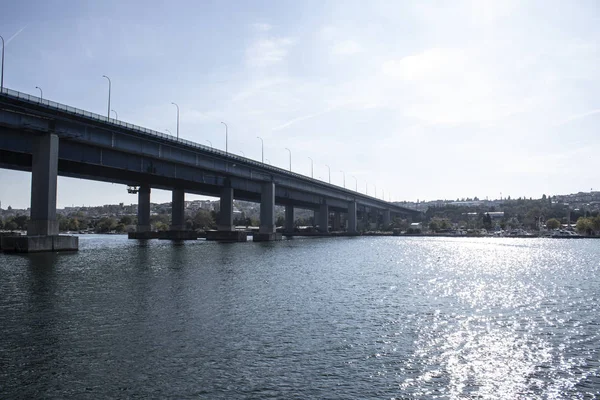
xmin=332 ymin=40 xmax=362 ymax=56
xmin=246 ymin=37 xmax=294 ymax=67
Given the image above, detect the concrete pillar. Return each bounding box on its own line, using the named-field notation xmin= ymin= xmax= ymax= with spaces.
xmin=318 ymin=203 xmax=329 ymax=233
xmin=137 ymin=185 xmax=151 ymax=232
xmin=348 ymin=201 xmax=357 ymax=233
xmin=260 ymin=182 xmax=275 ymax=233
xmin=383 ymin=209 xmax=391 ymax=227
xmin=28 ymin=134 xmax=59 ymax=236
xmin=285 ymin=205 xmax=294 ymax=233
xmin=218 ymin=187 xmax=234 ymax=231
xmin=170 ymin=189 xmax=185 ymax=231
xmin=333 ymin=212 xmax=341 ymax=231
xmin=313 ymin=210 xmax=319 ymax=227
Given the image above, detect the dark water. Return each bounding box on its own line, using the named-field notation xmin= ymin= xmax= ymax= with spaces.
xmin=1 ymin=235 xmax=599 ymax=399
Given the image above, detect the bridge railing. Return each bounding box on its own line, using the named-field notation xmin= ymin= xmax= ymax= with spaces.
xmin=0 ymin=87 xmax=416 ymax=212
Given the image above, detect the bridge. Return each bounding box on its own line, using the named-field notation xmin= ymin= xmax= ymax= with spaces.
xmin=0 ymin=88 xmax=418 ymax=252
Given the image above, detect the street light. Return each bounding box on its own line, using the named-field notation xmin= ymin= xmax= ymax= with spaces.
xmin=257 ymin=136 xmax=264 ymax=163
xmin=340 ymin=170 xmax=345 ymax=188
xmin=171 ymin=102 xmax=180 ymax=139
xmin=265 ymin=158 xmax=271 ymax=164
xmin=239 ymin=150 xmax=245 ymax=157
xmin=285 ymin=147 xmax=292 ymax=171
xmin=374 ymin=184 xmax=377 ymax=198
xmin=35 ymin=86 xmax=43 ymax=100
xmin=111 ymin=109 xmax=118 ymax=120
xmin=221 ymin=122 xmax=228 ymax=154
xmin=325 ymin=164 xmax=331 ymax=183
xmin=0 ymin=35 xmax=4 ymax=91
xmin=308 ymin=157 xmax=313 ymax=178
xmin=102 ymin=75 xmax=111 ymax=119
xmin=165 ymin=129 xmax=172 ymax=135
xmin=352 ymin=175 xmax=357 ymax=191
xmin=206 ymin=140 xmax=212 ymax=148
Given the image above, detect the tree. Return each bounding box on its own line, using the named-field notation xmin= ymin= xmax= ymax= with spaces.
xmin=0 ymin=218 xmax=3 ymax=230
xmin=192 ymin=209 xmax=215 ymax=230
xmin=576 ymin=217 xmax=593 ymax=235
xmin=119 ymin=215 xmax=133 ymax=226
xmin=276 ymin=215 xmax=285 ymax=227
xmin=429 ymin=219 xmax=440 ymax=232
xmin=5 ymin=221 xmax=18 ymax=231
xmin=546 ymin=218 xmax=561 ymax=230
xmin=96 ymin=217 xmax=117 ymax=233
xmin=482 ymin=213 xmax=493 ymax=230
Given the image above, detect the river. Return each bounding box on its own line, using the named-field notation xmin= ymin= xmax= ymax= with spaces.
xmin=1 ymin=235 xmax=599 ymax=399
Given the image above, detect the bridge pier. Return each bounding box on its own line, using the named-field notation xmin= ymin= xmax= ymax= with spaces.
xmin=348 ymin=201 xmax=358 ymax=234
xmin=255 ymin=182 xmax=282 ymax=241
xmin=158 ymin=189 xmax=197 ymax=240
xmin=207 ymin=185 xmax=247 ymax=242
xmin=128 ymin=184 xmax=158 ymax=239
xmin=383 ymin=209 xmax=391 ymax=228
xmin=333 ymin=212 xmax=341 ymax=231
xmin=285 ymin=205 xmax=294 ymax=233
xmin=2 ymin=134 xmax=78 ymax=252
xmin=318 ymin=203 xmax=329 ymax=233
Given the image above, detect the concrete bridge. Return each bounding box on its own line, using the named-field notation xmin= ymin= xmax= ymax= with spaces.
xmin=0 ymin=88 xmax=418 ymax=252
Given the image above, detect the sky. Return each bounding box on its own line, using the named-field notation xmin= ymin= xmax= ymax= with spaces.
xmin=1 ymin=0 xmax=599 ymax=209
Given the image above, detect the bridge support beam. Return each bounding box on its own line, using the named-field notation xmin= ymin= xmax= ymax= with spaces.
xmin=285 ymin=205 xmax=294 ymax=233
xmin=170 ymin=189 xmax=186 ymax=231
xmin=218 ymin=187 xmax=234 ymax=231
xmin=256 ymin=182 xmax=281 ymax=241
xmin=3 ymin=134 xmax=78 ymax=252
xmin=206 ymin=186 xmax=247 ymax=242
xmin=333 ymin=212 xmax=341 ymax=231
xmin=383 ymin=209 xmax=391 ymax=228
xmin=135 ymin=184 xmax=151 ymax=233
xmin=348 ymin=201 xmax=357 ymax=234
xmin=318 ymin=203 xmax=329 ymax=233
xmin=28 ymin=134 xmax=59 ymax=237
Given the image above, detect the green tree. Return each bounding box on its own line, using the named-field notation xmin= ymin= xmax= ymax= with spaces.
xmin=96 ymin=217 xmax=117 ymax=233
xmin=5 ymin=221 xmax=18 ymax=231
xmin=576 ymin=217 xmax=593 ymax=235
xmin=429 ymin=219 xmax=440 ymax=232
xmin=546 ymin=218 xmax=561 ymax=230
xmin=119 ymin=215 xmax=133 ymax=226
xmin=192 ymin=209 xmax=215 ymax=230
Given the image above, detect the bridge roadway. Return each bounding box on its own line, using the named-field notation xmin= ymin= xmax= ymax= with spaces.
xmin=0 ymin=88 xmax=418 ymax=251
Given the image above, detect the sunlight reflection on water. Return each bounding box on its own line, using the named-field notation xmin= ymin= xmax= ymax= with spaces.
xmin=399 ymin=238 xmax=600 ymax=399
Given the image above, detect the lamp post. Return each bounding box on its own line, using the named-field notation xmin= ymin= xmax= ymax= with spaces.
xmin=265 ymin=158 xmax=271 ymax=165
xmin=257 ymin=136 xmax=264 ymax=163
xmin=325 ymin=164 xmax=331 ymax=183
xmin=206 ymin=140 xmax=212 ymax=148
xmin=308 ymin=157 xmax=313 ymax=178
xmin=374 ymin=184 xmax=377 ymax=198
xmin=0 ymin=35 xmax=4 ymax=91
xmin=102 ymin=75 xmax=111 ymax=119
xmin=111 ymin=109 xmax=118 ymax=120
xmin=352 ymin=176 xmax=357 ymax=191
xmin=340 ymin=170 xmax=345 ymax=188
xmin=35 ymin=86 xmax=43 ymax=100
xmin=171 ymin=102 xmax=180 ymax=139
xmin=165 ymin=129 xmax=172 ymax=135
xmin=221 ymin=122 xmax=228 ymax=154
xmin=285 ymin=148 xmax=292 ymax=171
xmin=239 ymin=150 xmax=245 ymax=157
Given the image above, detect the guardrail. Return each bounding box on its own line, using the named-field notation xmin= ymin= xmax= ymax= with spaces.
xmin=0 ymin=87 xmax=415 ymax=212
